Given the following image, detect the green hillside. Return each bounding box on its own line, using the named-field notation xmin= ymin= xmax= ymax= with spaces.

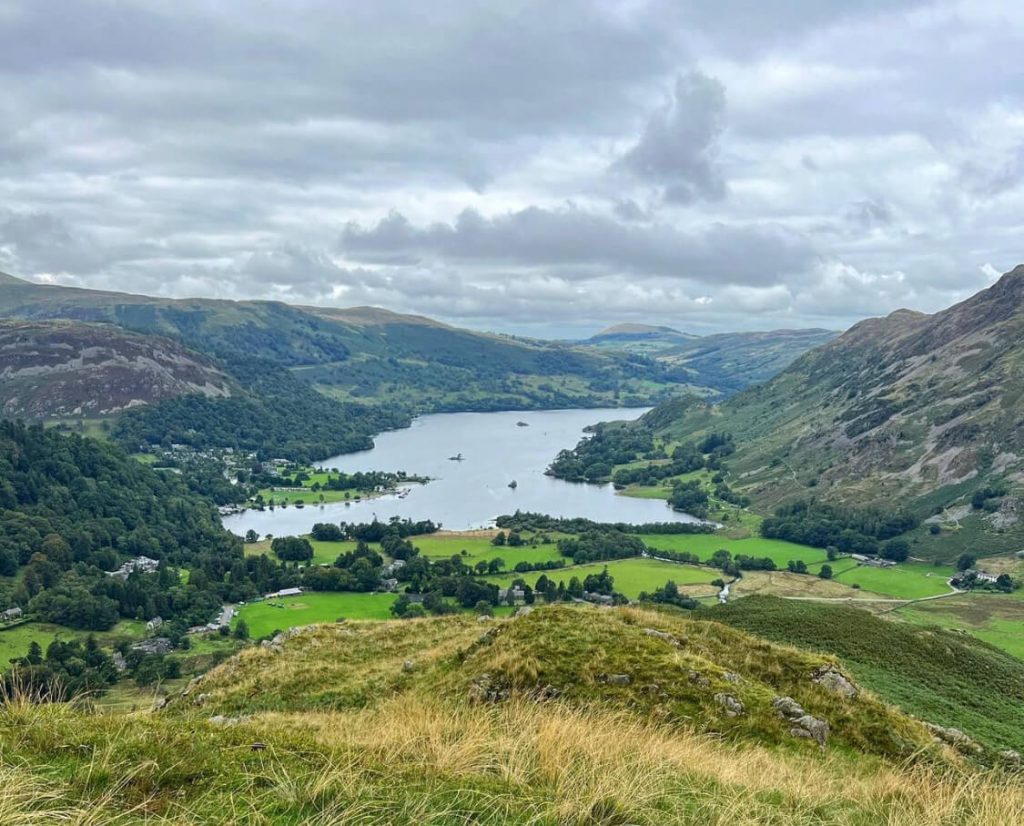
xmin=701 ymin=596 xmax=1024 ymax=752
xmin=1 ymin=605 xmax=1022 ymax=824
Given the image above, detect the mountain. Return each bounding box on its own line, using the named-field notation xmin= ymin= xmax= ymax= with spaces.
xmin=626 ymin=265 xmax=1024 ymax=552
xmin=584 ymin=323 xmax=838 ymax=393
xmin=0 ymin=320 xmax=233 ymax=420
xmin=7 ymin=604 xmax=1020 ymax=824
xmin=0 ymin=272 xmax=699 ymax=414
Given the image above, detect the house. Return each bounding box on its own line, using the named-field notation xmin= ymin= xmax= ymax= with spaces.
xmin=0 ymin=606 xmax=23 ymax=622
xmin=974 ymin=570 xmax=999 ymax=584
xmin=266 ymin=587 xmax=303 ymax=599
xmin=583 ymin=591 xmax=614 ymax=606
xmin=146 ymin=616 xmax=163 ymax=632
xmin=380 ymin=578 xmax=399 ymax=592
xmin=131 ymin=637 xmax=172 ymax=656
xmin=107 ymin=556 xmax=161 ymax=580
xmin=498 ymin=587 xmax=525 ymax=602
xmin=382 ymin=559 xmax=406 ymax=576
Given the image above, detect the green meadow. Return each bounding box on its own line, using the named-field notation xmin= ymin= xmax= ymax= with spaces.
xmin=832 ymin=562 xmax=955 ymax=600
xmin=0 ymin=619 xmax=147 ymax=666
xmin=487 ymin=557 xmax=720 ymax=599
xmin=635 ymin=532 xmax=830 ymax=567
xmin=234 ymin=592 xmax=398 ymax=638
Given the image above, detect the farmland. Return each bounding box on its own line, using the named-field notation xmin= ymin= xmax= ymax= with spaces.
xmin=233 ymin=592 xmax=398 ymax=638
xmin=486 ymin=557 xmax=720 ymax=599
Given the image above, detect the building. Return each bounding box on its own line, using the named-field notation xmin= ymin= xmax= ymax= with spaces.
xmin=107 ymin=556 xmax=161 ymax=580
xmin=131 ymin=637 xmax=172 ymax=656
xmin=146 ymin=616 xmax=163 ymax=632
xmin=380 ymin=578 xmax=399 ymax=592
xmin=266 ymin=587 xmax=303 ymax=599
xmin=0 ymin=606 xmax=23 ymax=622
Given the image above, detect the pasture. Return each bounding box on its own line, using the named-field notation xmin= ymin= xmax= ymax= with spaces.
xmin=234 ymin=592 xmax=397 ymax=638
xmin=635 ymin=533 xmax=830 ymax=567
xmin=832 ymin=562 xmax=955 ymax=600
xmin=487 ymin=557 xmax=720 ymax=599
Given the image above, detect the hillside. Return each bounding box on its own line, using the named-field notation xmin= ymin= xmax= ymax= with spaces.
xmin=0 ymin=272 xmax=697 ymax=413
xmin=598 ymin=267 xmax=1024 ymax=552
xmin=701 ymin=596 xmax=1024 ymax=753
xmin=4 ymin=604 xmax=1023 ymax=823
xmin=584 ymin=324 xmax=838 ymax=392
xmin=0 ymin=320 xmax=233 ymax=420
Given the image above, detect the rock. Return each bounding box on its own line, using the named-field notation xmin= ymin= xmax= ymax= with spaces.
xmin=467 ymin=673 xmax=510 ymax=704
xmin=402 ymin=660 xmax=415 ymax=672
xmin=714 ymin=693 xmax=744 ymax=717
xmin=688 ymin=670 xmax=711 ymax=688
xmin=772 ymin=696 xmax=806 ymax=721
xmin=925 ymin=723 xmax=983 ymax=755
xmin=477 ymin=615 xmax=492 ymax=622
xmin=514 ymin=606 xmax=534 ymax=617
xmin=195 ymin=693 xmax=210 ymax=707
xmin=812 ymin=665 xmax=858 ymax=698
xmin=604 ymin=674 xmax=632 ymax=686
xmin=643 ymin=628 xmax=683 ymax=648
xmin=722 ymin=672 xmax=741 ymax=684
xmin=529 ymin=684 xmax=560 ymax=702
xmin=209 ymin=715 xmax=248 ymax=727
xmin=794 ymin=714 xmax=829 ymax=748
xmin=111 ymin=652 xmax=127 ymax=673
xmin=1000 ymin=749 xmax=1022 ymax=766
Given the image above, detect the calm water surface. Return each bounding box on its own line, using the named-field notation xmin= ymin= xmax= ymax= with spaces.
xmin=223 ymin=408 xmax=700 ymax=536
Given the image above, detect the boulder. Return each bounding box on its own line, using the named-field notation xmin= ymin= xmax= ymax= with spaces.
xmin=1000 ymin=749 xmax=1022 ymax=766
xmin=514 ymin=606 xmax=534 ymax=618
xmin=714 ymin=693 xmax=744 ymax=717
xmin=402 ymin=659 xmax=415 ymax=672
xmin=794 ymin=714 xmax=829 ymax=748
xmin=925 ymin=723 xmax=983 ymax=755
xmin=812 ymin=665 xmax=858 ymax=698
xmin=772 ymin=696 xmax=806 ymax=721
xmin=722 ymin=672 xmax=742 ymax=684
xmin=604 ymin=674 xmax=632 ymax=686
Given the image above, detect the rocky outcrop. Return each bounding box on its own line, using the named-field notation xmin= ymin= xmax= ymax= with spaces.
xmin=811 ymin=665 xmax=858 ymax=698
xmin=925 ymin=723 xmax=983 ymax=755
xmin=714 ymin=693 xmax=744 ymax=717
xmin=773 ymin=696 xmax=829 ymax=748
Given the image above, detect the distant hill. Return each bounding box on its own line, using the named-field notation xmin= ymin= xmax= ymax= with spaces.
xmin=585 ymin=323 xmax=838 ymax=393
xmin=624 ymin=265 xmax=1024 ymax=554
xmin=0 ymin=320 xmax=233 ymax=420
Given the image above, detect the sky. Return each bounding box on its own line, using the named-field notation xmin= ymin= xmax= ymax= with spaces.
xmin=1 ymin=0 xmax=1022 ymax=338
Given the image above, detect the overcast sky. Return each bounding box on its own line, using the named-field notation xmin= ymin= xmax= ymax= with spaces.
xmin=1 ymin=1 xmax=1022 ymax=337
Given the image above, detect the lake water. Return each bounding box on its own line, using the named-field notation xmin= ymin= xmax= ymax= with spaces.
xmin=222 ymin=408 xmax=701 ymax=536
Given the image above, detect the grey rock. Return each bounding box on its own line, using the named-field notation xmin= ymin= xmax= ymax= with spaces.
xmin=925 ymin=723 xmax=983 ymax=755
xmin=477 ymin=615 xmax=492 ymax=622
xmin=604 ymin=674 xmax=632 ymax=686
xmin=1000 ymin=749 xmax=1022 ymax=766
xmin=643 ymin=628 xmax=683 ymax=648
xmin=812 ymin=665 xmax=858 ymax=698
xmin=773 ymin=696 xmax=806 ymax=721
xmin=714 ymin=693 xmax=744 ymax=717
xmin=467 ymin=673 xmax=510 ymax=704
xmin=688 ymin=670 xmax=711 ymax=688
xmin=722 ymin=672 xmax=742 ymax=684
xmin=514 ymin=606 xmax=534 ymax=618
xmin=794 ymin=714 xmax=829 ymax=748
xmin=529 ymin=684 xmax=560 ymax=702
xmin=402 ymin=659 xmax=415 ymax=672
xmin=209 ymin=715 xmax=247 ymax=727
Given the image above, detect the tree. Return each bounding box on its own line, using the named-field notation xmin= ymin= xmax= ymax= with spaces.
xmin=818 ymin=564 xmax=833 ymax=580
xmin=233 ymin=619 xmax=250 ymax=639
xmin=271 ymin=536 xmax=314 ymax=562
xmin=244 ymin=529 xmax=259 ymax=543
xmin=491 ymin=531 xmax=506 ymax=547
xmin=880 ymin=539 xmax=910 ymax=562
xmin=786 ymin=559 xmax=808 ymax=574
xmin=956 ymin=553 xmax=977 ymax=572
xmin=474 ymin=600 xmax=493 ymax=617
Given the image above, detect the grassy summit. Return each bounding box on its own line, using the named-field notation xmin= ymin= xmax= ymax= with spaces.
xmin=3 ymin=605 xmax=1022 ymax=823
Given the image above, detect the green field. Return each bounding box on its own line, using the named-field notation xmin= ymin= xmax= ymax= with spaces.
xmin=832 ymin=562 xmax=955 ymax=599
xmin=0 ymin=619 xmax=147 ymax=666
xmin=635 ymin=533 xmax=829 ymax=567
xmin=234 ymin=592 xmax=397 ymax=638
xmin=895 ymin=594 xmax=1024 ymax=660
xmin=413 ymin=534 xmax=565 ymax=567
xmin=487 ymin=557 xmax=720 ymax=599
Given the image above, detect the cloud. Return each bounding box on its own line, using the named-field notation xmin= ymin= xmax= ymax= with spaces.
xmin=340 ymin=206 xmax=814 ymax=287
xmin=0 ymin=0 xmax=1021 ymax=337
xmin=613 ymin=71 xmax=727 ymax=203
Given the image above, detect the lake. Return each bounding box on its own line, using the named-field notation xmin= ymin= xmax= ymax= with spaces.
xmin=223 ymin=407 xmax=701 ymax=536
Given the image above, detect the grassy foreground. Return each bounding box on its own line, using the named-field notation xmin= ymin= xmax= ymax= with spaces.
xmin=2 ymin=606 xmax=1023 ymax=824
